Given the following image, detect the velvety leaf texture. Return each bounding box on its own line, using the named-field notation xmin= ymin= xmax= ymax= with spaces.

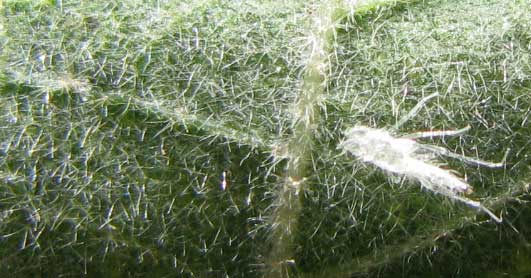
xmin=1 ymin=0 xmax=530 ymax=277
